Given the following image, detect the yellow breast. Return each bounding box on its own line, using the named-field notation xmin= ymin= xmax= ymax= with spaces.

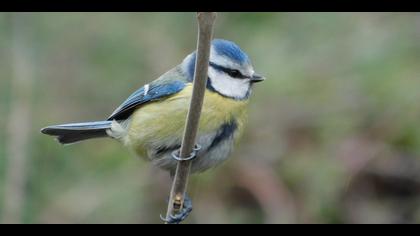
xmin=124 ymin=84 xmax=248 ymax=158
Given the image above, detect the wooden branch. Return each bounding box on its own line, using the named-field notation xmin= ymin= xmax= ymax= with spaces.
xmin=164 ymin=12 xmax=217 ymax=224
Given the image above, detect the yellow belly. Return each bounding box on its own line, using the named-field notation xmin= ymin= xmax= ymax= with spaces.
xmin=124 ymin=84 xmax=248 ymax=159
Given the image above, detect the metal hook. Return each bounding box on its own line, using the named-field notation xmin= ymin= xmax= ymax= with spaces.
xmin=171 ymin=144 xmax=201 ymax=161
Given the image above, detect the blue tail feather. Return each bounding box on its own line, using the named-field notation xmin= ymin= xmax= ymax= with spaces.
xmin=41 ymin=121 xmax=112 ymax=144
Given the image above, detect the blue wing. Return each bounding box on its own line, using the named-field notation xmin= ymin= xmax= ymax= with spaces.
xmin=107 ymin=79 xmax=186 ymax=121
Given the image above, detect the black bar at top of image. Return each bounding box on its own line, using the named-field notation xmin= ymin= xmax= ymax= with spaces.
xmin=0 ymin=0 xmax=418 ymax=12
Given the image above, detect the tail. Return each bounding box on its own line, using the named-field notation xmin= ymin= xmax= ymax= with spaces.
xmin=41 ymin=121 xmax=113 ymax=145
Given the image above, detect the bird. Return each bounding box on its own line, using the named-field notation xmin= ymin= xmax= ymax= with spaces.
xmin=41 ymin=39 xmax=265 ymax=223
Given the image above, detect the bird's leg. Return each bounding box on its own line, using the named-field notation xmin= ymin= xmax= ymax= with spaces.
xmin=160 ymin=170 xmax=194 ymax=224
xmin=161 ymin=194 xmax=193 ymax=224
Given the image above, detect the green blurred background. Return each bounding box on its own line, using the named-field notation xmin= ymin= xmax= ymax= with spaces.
xmin=0 ymin=12 xmax=420 ymax=224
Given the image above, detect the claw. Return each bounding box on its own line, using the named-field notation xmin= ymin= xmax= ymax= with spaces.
xmin=161 ymin=195 xmax=193 ymax=224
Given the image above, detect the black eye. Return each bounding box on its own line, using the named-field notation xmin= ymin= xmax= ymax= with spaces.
xmin=209 ymin=62 xmax=246 ymax=79
xmin=228 ymin=69 xmax=242 ymax=78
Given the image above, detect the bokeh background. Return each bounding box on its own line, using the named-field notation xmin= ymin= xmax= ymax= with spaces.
xmin=0 ymin=12 xmax=420 ymax=224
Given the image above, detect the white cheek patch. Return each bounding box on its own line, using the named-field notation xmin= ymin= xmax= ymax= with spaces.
xmin=208 ymin=67 xmax=251 ymax=99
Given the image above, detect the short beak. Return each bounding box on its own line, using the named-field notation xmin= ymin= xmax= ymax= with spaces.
xmin=250 ymin=73 xmax=266 ymax=83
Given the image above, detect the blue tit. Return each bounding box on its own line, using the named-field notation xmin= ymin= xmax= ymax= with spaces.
xmin=41 ymin=39 xmax=265 ymax=174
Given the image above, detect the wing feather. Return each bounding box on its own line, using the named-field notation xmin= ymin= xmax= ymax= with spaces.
xmin=107 ymin=67 xmax=187 ymax=121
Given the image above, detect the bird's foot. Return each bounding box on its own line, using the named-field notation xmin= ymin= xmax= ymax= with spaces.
xmin=161 ymin=195 xmax=193 ymax=224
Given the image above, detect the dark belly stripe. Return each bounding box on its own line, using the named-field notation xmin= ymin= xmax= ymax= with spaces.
xmin=155 ymin=120 xmax=238 ymax=155
xmin=208 ymin=119 xmax=238 ymax=151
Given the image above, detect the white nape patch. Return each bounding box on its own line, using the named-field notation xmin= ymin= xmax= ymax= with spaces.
xmin=107 ymin=119 xmax=131 ymax=140
xmin=181 ymin=52 xmax=195 ymax=74
xmin=208 ymin=67 xmax=251 ymax=99
xmin=144 ymin=84 xmax=150 ymax=96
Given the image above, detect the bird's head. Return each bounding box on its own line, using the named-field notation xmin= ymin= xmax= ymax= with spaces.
xmin=182 ymin=39 xmax=265 ymax=100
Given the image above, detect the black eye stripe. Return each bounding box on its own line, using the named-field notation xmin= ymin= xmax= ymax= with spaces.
xmin=209 ymin=62 xmax=248 ymax=79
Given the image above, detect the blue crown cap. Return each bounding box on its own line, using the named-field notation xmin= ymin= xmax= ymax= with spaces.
xmin=186 ymin=39 xmax=250 ymax=81
xmin=212 ymin=39 xmax=250 ymax=65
